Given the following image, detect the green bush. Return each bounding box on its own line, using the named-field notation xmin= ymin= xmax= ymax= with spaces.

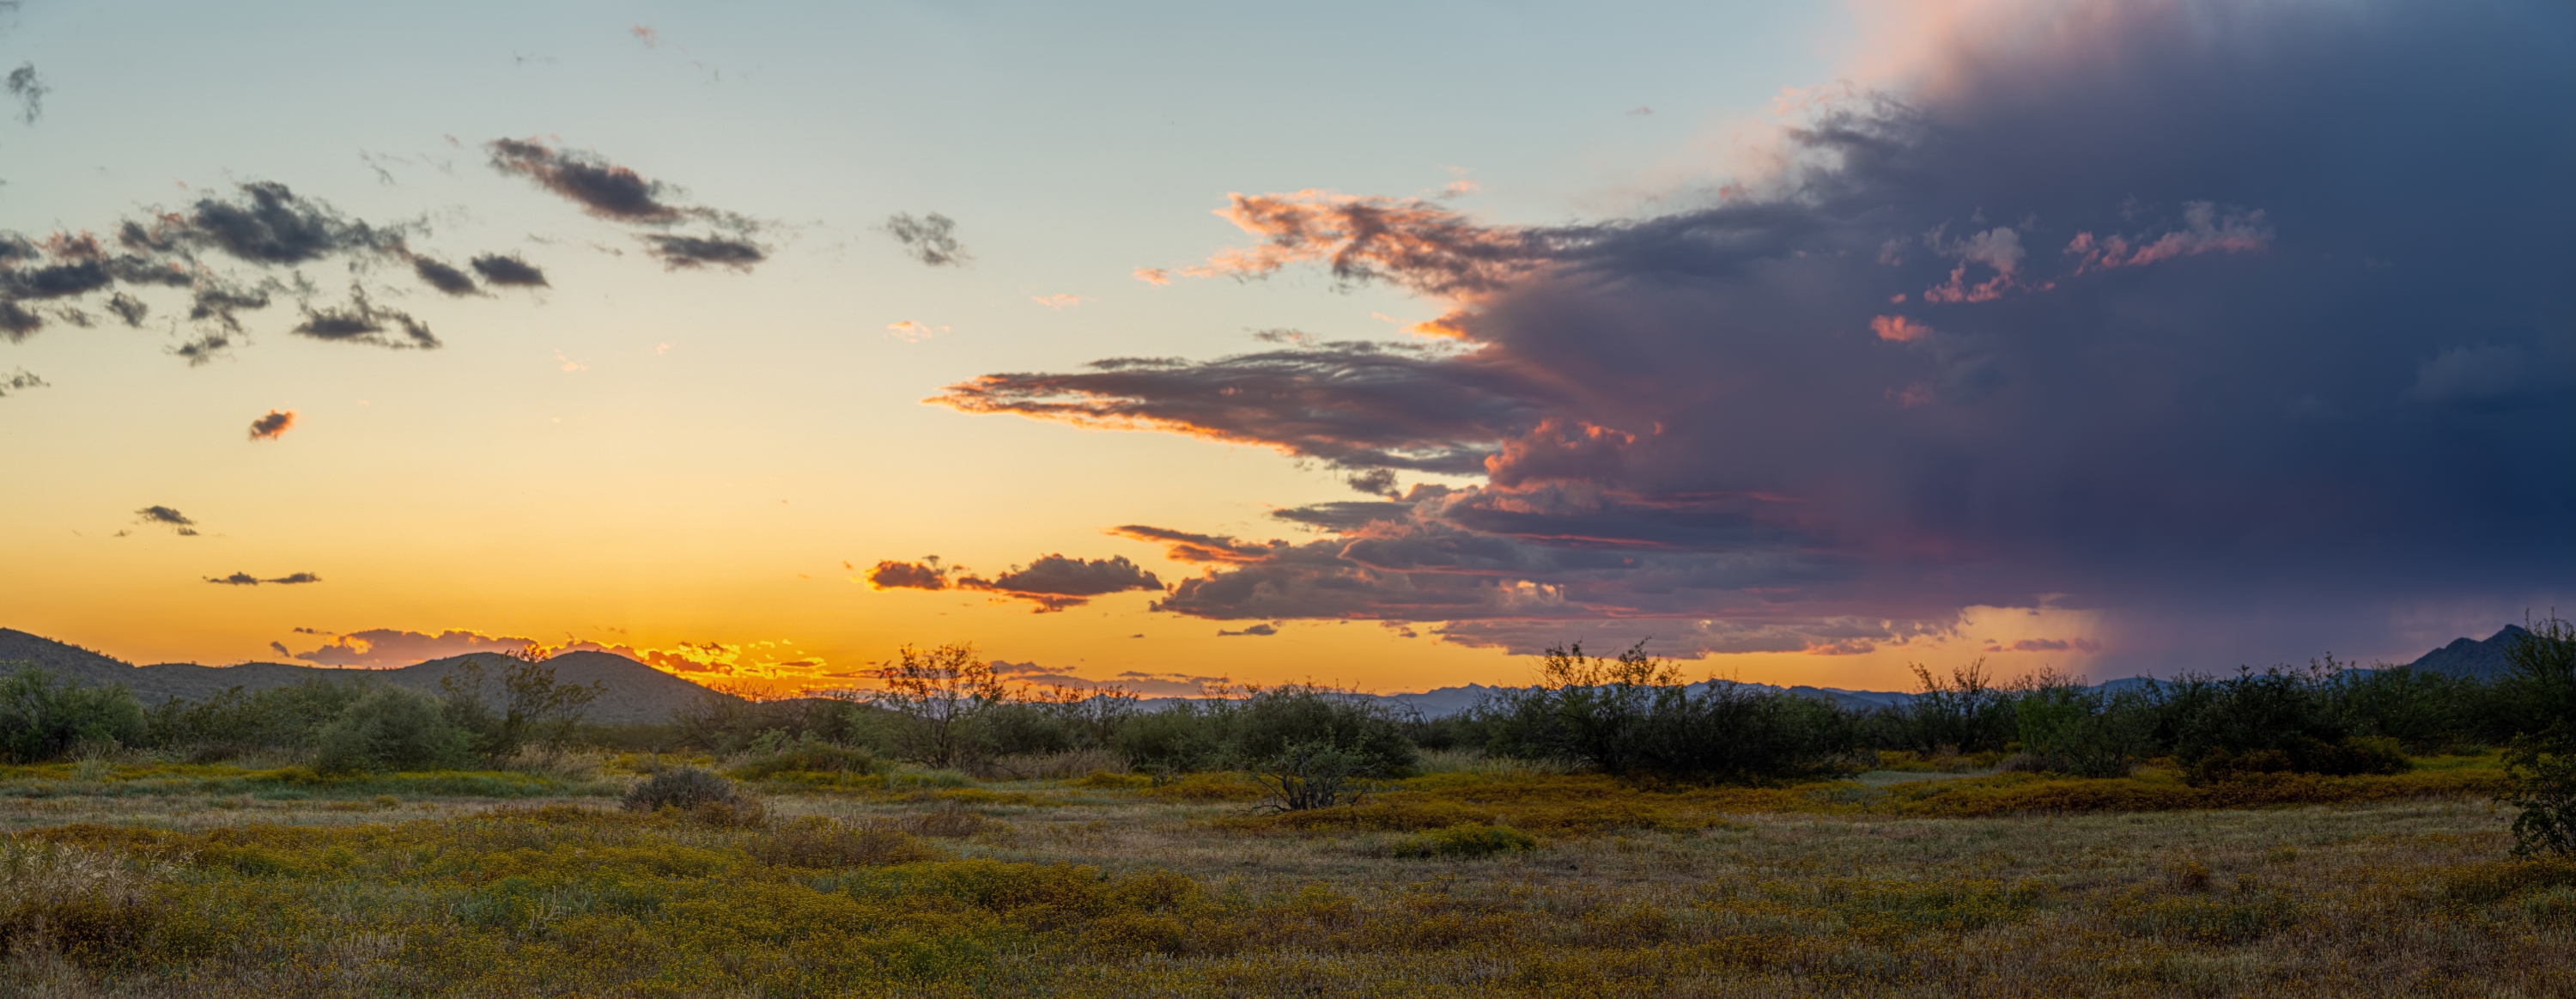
xmin=1476 ymin=642 xmax=1851 ymax=783
xmin=0 ymin=666 xmax=146 ymax=763
xmin=1222 ymin=685 xmax=1419 ymax=777
xmin=1108 ymin=704 xmax=1227 ymax=776
xmin=312 ymin=687 xmax=473 ymax=774
xmin=143 ymin=679 xmax=367 ymax=758
xmin=2014 ymin=682 xmax=2154 ymax=778
xmin=729 ymin=734 xmax=885 ymax=780
xmin=1390 ymin=823 xmax=1538 ymax=858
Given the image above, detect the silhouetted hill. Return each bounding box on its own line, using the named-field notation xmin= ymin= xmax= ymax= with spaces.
xmin=0 ymin=629 xmax=738 ymax=724
xmin=2403 ymin=624 xmax=2530 ymax=679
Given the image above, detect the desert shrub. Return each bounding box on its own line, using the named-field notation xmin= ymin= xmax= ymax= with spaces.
xmin=2014 ymin=680 xmax=2155 ymax=777
xmin=728 ymin=732 xmax=885 ymax=780
xmin=0 ymin=667 xmax=146 ymax=763
xmin=902 ymin=802 xmax=988 ymax=838
xmin=143 ymin=678 xmax=368 ymax=758
xmin=438 ymin=655 xmax=603 ymax=763
xmin=1870 ymin=660 xmax=2020 ymax=754
xmin=2497 ymin=615 xmax=2576 ymax=857
xmin=1477 ymin=642 xmax=1852 ymax=782
xmin=856 ymin=643 xmax=1008 ymax=769
xmin=2325 ymin=666 xmax=2482 ymax=753
xmin=1388 ymin=823 xmax=1537 ymax=858
xmin=981 ymin=701 xmax=1077 ymax=757
xmin=1223 ymin=685 xmax=1419 ymax=777
xmin=2443 ymin=857 xmax=2576 ymax=905
xmin=750 ymin=815 xmax=941 ymax=867
xmin=1252 ymin=740 xmax=1376 ymax=812
xmin=312 ymin=687 xmax=473 ymax=774
xmin=1109 ymin=703 xmax=1227 ymax=776
xmin=2503 ymin=736 xmax=2576 ymax=857
xmin=626 ymin=766 xmax=758 ymax=815
xmin=2168 ymin=665 xmax=2411 ymax=784
xmin=0 ymin=840 xmax=170 ymax=969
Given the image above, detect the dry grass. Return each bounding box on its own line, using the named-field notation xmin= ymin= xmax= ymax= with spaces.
xmin=1 ymin=755 xmax=2566 ymax=996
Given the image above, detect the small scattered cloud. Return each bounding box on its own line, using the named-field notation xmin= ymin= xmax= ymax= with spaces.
xmin=1217 ymin=623 xmax=1280 ymax=637
xmin=487 ymin=138 xmax=683 ymax=223
xmin=864 ymin=558 xmax=950 ymax=590
xmin=5 ymin=63 xmax=45 ymax=125
xmin=1133 ymin=268 xmax=1171 ymax=286
xmin=205 ymin=571 xmax=322 ymax=586
xmin=291 ymin=286 xmax=439 ymax=350
xmin=1031 ymin=294 xmax=1084 ymax=309
xmin=554 ymin=350 xmax=586 ymax=372
xmin=629 ymin=24 xmax=660 ymax=48
xmin=642 ymin=233 xmax=764 ymax=271
xmin=268 ymin=641 xmax=290 ymax=656
xmin=1628 ymin=106 xmax=1653 ymax=117
xmin=470 ymin=253 xmax=549 ymax=288
xmin=0 ymin=367 xmax=44 ymax=397
xmin=952 ymin=554 xmax=1164 ymax=612
xmin=1869 ymin=315 xmax=1933 ymax=343
xmin=247 ymin=409 xmax=295 ymax=441
xmin=410 ymin=255 xmax=478 ymax=295
xmin=884 ymin=212 xmax=969 ymax=267
xmin=135 ymin=505 xmax=198 ymax=535
xmin=885 ymin=320 xmax=947 ymax=343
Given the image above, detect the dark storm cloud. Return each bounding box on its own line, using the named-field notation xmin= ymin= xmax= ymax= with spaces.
xmin=642 ymin=233 xmax=765 ymax=271
xmin=933 ymin=340 xmax=1548 ymax=474
xmin=485 ymin=138 xmax=684 ymax=223
xmin=289 ymin=287 xmax=438 ymax=350
xmin=469 ymin=253 xmax=548 ymax=288
xmin=929 ymin=0 xmax=2576 ymax=666
xmin=410 ymin=255 xmax=478 ymax=295
xmin=884 ymin=212 xmax=969 ymax=267
xmin=954 ymin=554 xmax=1164 ymax=613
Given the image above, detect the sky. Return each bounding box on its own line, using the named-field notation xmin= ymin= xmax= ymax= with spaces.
xmin=2 ymin=0 xmax=2568 ymax=697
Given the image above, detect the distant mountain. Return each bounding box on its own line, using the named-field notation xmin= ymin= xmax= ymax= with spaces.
xmin=0 ymin=629 xmax=738 ymax=724
xmin=2403 ymin=624 xmax=2530 ymax=679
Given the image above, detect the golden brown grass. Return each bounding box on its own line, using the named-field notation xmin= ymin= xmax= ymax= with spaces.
xmin=0 ymin=755 xmax=2566 ymax=996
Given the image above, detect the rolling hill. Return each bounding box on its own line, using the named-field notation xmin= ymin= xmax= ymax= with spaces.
xmin=0 ymin=629 xmax=739 ymax=724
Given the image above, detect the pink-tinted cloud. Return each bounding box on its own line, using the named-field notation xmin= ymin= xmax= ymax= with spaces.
xmin=1869 ymin=315 xmax=1932 ymax=343
xmin=2064 ymin=202 xmax=2269 ymax=274
xmin=290 ymin=628 xmax=533 ymax=667
xmin=1170 ymin=190 xmax=1555 ymax=297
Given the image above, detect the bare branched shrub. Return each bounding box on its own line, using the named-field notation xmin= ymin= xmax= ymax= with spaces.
xmin=1253 ymin=740 xmax=1373 ymax=812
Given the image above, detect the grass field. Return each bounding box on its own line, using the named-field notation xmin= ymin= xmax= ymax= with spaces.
xmin=3 ymin=752 xmax=2570 ymax=997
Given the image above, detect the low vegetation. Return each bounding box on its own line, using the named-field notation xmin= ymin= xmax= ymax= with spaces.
xmin=0 ymin=623 xmax=2568 ymax=993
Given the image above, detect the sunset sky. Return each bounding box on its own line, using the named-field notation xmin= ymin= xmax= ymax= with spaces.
xmin=3 ymin=0 xmax=2569 ymax=697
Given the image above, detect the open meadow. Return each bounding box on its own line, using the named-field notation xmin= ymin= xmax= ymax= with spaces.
xmin=3 ymin=750 xmax=2571 ymax=998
